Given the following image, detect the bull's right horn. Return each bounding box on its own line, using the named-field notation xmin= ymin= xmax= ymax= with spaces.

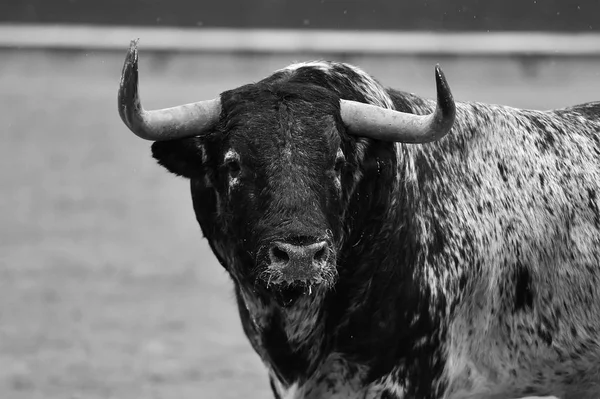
xmin=340 ymin=65 xmax=456 ymax=143
xmin=118 ymin=39 xmax=222 ymax=141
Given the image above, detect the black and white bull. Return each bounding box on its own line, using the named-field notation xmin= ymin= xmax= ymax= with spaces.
xmin=118 ymin=40 xmax=600 ymax=399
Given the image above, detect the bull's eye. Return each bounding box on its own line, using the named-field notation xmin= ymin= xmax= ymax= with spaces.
xmin=334 ymin=159 xmax=344 ymax=174
xmin=226 ymin=160 xmax=241 ymax=178
xmin=223 ymin=149 xmax=241 ymax=180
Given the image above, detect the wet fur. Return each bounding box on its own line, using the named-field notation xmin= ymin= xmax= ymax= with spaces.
xmin=150 ymin=61 xmax=600 ymax=398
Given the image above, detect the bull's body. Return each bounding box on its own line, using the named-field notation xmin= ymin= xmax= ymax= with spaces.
xmin=229 ymin=86 xmax=600 ymax=399
xmin=119 ymin=48 xmax=600 ymax=399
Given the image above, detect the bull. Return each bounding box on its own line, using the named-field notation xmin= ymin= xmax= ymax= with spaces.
xmin=117 ymin=40 xmax=600 ymax=399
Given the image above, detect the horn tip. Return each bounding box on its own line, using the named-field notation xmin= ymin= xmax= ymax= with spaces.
xmin=432 ymin=64 xmax=456 ymax=129
xmin=125 ymin=38 xmax=140 ymax=66
xmin=434 ymin=64 xmax=446 ymax=87
xmin=120 ymin=38 xmax=139 ymax=88
xmin=434 ymin=64 xmax=453 ymax=102
xmin=119 ymin=38 xmax=141 ymax=133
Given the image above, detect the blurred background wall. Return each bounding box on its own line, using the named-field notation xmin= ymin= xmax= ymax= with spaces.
xmin=1 ymin=0 xmax=596 ymax=32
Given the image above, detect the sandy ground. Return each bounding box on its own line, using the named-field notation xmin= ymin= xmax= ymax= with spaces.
xmin=2 ymin=47 xmax=599 ymax=399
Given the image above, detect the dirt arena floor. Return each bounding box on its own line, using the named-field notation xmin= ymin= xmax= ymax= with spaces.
xmin=2 ymin=47 xmax=599 ymax=399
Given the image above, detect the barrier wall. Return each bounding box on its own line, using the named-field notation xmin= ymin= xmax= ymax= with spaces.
xmin=1 ymin=0 xmax=596 ymax=32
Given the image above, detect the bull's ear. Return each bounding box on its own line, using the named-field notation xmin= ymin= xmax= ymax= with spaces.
xmin=151 ymin=139 xmax=206 ymax=179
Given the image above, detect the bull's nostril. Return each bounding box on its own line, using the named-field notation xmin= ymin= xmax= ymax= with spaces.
xmin=271 ymin=246 xmax=289 ymax=263
xmin=269 ymin=240 xmax=329 ymax=266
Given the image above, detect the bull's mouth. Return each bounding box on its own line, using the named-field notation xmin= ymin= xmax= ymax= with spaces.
xmin=259 ymin=263 xmax=337 ymax=307
xmin=273 ymin=285 xmax=311 ymax=307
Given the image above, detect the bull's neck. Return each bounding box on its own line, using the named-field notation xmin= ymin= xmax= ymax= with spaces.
xmin=340 ymin=138 xmax=404 ymax=265
xmin=331 ymin=91 xmax=476 ymax=393
xmin=234 ymin=278 xmax=328 ymax=386
xmin=330 ymin=137 xmax=452 ymax=393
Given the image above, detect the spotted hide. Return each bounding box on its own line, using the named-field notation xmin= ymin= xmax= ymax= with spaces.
xmin=124 ymin=54 xmax=600 ymax=399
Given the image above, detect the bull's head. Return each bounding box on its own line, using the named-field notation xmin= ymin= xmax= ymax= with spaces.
xmin=118 ymin=40 xmax=455 ymax=305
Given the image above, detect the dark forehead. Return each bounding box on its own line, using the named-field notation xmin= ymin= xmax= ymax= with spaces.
xmin=218 ymin=71 xmax=344 ymax=152
xmin=221 ymin=67 xmax=343 ymax=117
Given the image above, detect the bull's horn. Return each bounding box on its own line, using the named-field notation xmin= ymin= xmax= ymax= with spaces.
xmin=340 ymin=65 xmax=456 ymax=143
xmin=118 ymin=39 xmax=221 ymax=141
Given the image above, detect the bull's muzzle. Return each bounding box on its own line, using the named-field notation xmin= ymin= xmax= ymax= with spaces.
xmin=258 ymin=238 xmax=337 ymax=294
xmin=269 ymin=241 xmax=329 ymax=282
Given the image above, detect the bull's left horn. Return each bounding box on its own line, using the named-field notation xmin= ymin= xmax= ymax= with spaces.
xmin=340 ymin=65 xmax=456 ymax=143
xmin=118 ymin=39 xmax=222 ymax=141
